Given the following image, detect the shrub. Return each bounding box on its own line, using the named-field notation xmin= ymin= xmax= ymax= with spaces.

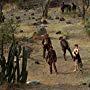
xmin=85 ymin=18 xmax=90 ymax=37
xmin=0 ymin=19 xmax=19 ymax=43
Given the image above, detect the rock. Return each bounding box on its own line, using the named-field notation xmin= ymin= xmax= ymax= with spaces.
xmin=48 ymin=16 xmax=53 ymax=20
xmin=60 ymin=17 xmax=65 ymax=21
xmin=16 ymin=16 xmax=21 ymax=23
xmin=28 ymin=17 xmax=31 ymax=20
xmin=35 ymin=19 xmax=38 ymax=21
xmin=66 ymin=21 xmax=72 ymax=24
xmin=31 ymin=13 xmax=34 ymax=16
xmin=16 ymin=16 xmax=20 ymax=20
xmin=20 ymin=30 xmax=24 ymax=33
xmin=82 ymin=83 xmax=87 ymax=85
xmin=32 ymin=22 xmax=38 ymax=26
xmin=88 ymin=83 xmax=90 ymax=88
xmin=55 ymin=16 xmax=59 ymax=20
xmin=56 ymin=31 xmax=61 ymax=34
xmin=36 ymin=24 xmax=47 ymax=35
xmin=35 ymin=61 xmax=40 ymax=64
xmin=32 ymin=17 xmax=35 ymax=19
xmin=11 ymin=14 xmax=14 ymax=16
xmin=22 ymin=36 xmax=28 ymax=42
xmin=24 ymin=13 xmax=26 ymax=16
xmin=63 ymin=35 xmax=69 ymax=39
xmin=42 ymin=20 xmax=48 ymax=24
xmin=26 ymin=80 xmax=40 ymax=85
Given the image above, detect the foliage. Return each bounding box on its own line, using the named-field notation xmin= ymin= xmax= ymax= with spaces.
xmin=85 ymin=18 xmax=90 ymax=36
xmin=0 ymin=19 xmax=19 ymax=43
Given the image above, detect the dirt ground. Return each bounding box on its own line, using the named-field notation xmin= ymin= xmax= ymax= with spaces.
xmin=0 ymin=7 xmax=90 ymax=90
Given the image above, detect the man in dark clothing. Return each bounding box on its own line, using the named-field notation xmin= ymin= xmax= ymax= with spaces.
xmin=72 ymin=3 xmax=77 ymax=12
xmin=42 ymin=34 xmax=52 ymax=58
xmin=59 ymin=36 xmax=73 ymax=61
xmin=46 ymin=46 xmax=58 ymax=74
xmin=61 ymin=2 xmax=65 ymax=13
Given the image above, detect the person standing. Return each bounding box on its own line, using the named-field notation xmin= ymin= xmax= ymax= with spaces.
xmin=42 ymin=34 xmax=52 ymax=58
xmin=59 ymin=36 xmax=73 ymax=61
xmin=61 ymin=2 xmax=65 ymax=13
xmin=72 ymin=44 xmax=83 ymax=72
xmin=46 ymin=46 xmax=58 ymax=74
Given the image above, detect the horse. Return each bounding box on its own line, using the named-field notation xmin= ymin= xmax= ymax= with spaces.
xmin=61 ymin=2 xmax=71 ymax=13
xmin=61 ymin=2 xmax=77 ymax=13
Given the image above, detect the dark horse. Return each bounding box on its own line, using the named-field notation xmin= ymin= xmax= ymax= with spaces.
xmin=61 ymin=2 xmax=77 ymax=13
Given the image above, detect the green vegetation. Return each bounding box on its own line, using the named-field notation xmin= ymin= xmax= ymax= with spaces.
xmin=0 ymin=19 xmax=19 ymax=43
xmin=85 ymin=18 xmax=90 ymax=37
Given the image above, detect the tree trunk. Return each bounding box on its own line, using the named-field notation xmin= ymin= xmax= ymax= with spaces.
xmin=82 ymin=0 xmax=86 ymax=20
xmin=42 ymin=0 xmax=51 ymax=19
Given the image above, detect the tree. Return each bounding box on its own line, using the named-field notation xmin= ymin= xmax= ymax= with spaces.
xmin=76 ymin=0 xmax=90 ymax=20
xmin=82 ymin=0 xmax=90 ymax=20
xmin=42 ymin=0 xmax=51 ymax=19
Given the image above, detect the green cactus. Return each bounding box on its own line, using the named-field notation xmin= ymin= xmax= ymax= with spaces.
xmin=20 ymin=46 xmax=28 ymax=83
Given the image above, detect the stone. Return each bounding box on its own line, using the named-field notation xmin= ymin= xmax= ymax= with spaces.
xmin=20 ymin=30 xmax=24 ymax=33
xmin=24 ymin=13 xmax=26 ymax=16
xmin=28 ymin=17 xmax=31 ymax=20
xmin=48 ymin=16 xmax=53 ymax=20
xmin=56 ymin=31 xmax=61 ymax=34
xmin=66 ymin=21 xmax=72 ymax=24
xmin=16 ymin=16 xmax=20 ymax=20
xmin=32 ymin=17 xmax=35 ymax=19
xmin=42 ymin=20 xmax=48 ymax=24
xmin=82 ymin=83 xmax=87 ymax=85
xmin=26 ymin=80 xmax=40 ymax=85
xmin=35 ymin=61 xmax=40 ymax=64
xmin=55 ymin=16 xmax=59 ymax=20
xmin=32 ymin=22 xmax=38 ymax=26
xmin=36 ymin=24 xmax=47 ymax=35
xmin=60 ymin=17 xmax=65 ymax=21
xmin=88 ymin=83 xmax=90 ymax=88
xmin=31 ymin=13 xmax=34 ymax=16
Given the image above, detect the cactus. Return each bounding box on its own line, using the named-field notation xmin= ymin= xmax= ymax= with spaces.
xmin=20 ymin=46 xmax=28 ymax=83
xmin=0 ymin=18 xmax=22 ymax=84
xmin=6 ymin=42 xmax=16 ymax=83
xmin=0 ymin=29 xmax=6 ymax=84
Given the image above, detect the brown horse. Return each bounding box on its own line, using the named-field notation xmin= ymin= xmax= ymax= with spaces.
xmin=61 ymin=2 xmax=77 ymax=13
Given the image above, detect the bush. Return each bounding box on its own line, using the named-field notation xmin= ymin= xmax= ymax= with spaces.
xmin=0 ymin=19 xmax=19 ymax=43
xmin=86 ymin=28 xmax=90 ymax=36
xmin=85 ymin=18 xmax=90 ymax=37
